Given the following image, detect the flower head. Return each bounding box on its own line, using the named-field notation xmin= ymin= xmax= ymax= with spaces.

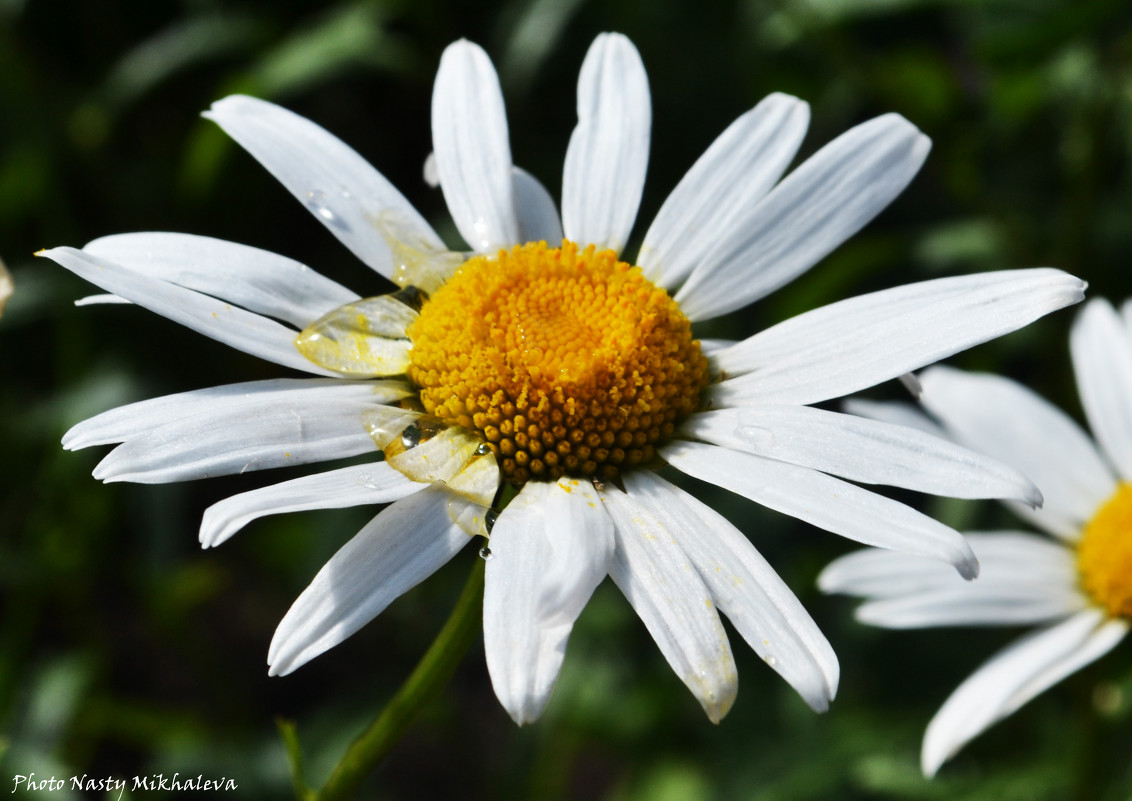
xmin=820 ymin=296 xmax=1132 ymax=775
xmin=44 ymin=33 xmax=1084 ymax=725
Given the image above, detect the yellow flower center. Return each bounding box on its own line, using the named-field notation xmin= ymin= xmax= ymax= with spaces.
xmin=1077 ymin=482 xmax=1132 ymax=618
xmin=407 ymin=241 xmax=708 ymax=487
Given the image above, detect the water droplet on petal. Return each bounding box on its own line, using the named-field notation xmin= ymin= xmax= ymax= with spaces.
xmin=306 ymin=190 xmax=350 ymax=231
xmin=738 ymin=425 xmax=775 ymax=452
xmin=479 ymin=546 xmax=493 ymax=560
xmin=763 ymin=654 xmax=777 ymax=667
xmin=401 ymin=423 xmax=423 ymax=449
xmin=485 ymin=508 xmax=499 ymax=533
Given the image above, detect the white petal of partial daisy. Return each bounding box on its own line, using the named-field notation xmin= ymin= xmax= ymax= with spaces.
xmin=483 ymin=478 xmax=615 ymax=725
xmin=199 ymin=462 xmax=425 ymax=548
xmin=918 ymin=365 xmax=1115 ymax=539
xmin=680 ymin=406 xmax=1040 ymax=503
xmin=922 ymin=609 xmax=1127 ymax=776
xmin=91 ymin=387 xmax=417 ymax=483
xmin=40 ymin=246 xmax=339 ymax=377
xmin=85 ymin=233 xmax=359 ymax=329
xmin=674 ymin=114 xmax=930 ymax=322
xmin=511 ymin=167 xmax=564 ymax=245
xmin=820 ymin=532 xmax=1074 ymax=600
xmin=623 ymin=471 xmax=838 ymax=711
xmin=1070 ymin=298 xmax=1132 ymax=480
xmin=710 ymin=269 xmax=1085 ymax=407
xmin=637 ymin=93 xmax=810 ymax=289
xmin=824 ymin=531 xmax=1084 ymax=628
xmin=842 ymin=398 xmax=948 ymax=438
xmin=561 ymin=32 xmax=650 ymax=254
xmin=205 ymin=95 xmax=445 ymax=279
xmin=268 ymin=485 xmax=476 ymax=676
xmin=431 ymin=40 xmax=518 ymax=251
xmin=662 ymin=440 xmax=978 ymax=578
xmin=600 ymin=482 xmax=737 ymax=722
xmin=63 ymin=378 xmax=412 ymax=449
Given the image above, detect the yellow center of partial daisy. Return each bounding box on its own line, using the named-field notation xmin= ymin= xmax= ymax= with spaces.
xmin=1077 ymin=482 xmax=1132 ymax=619
xmin=407 ymin=241 xmax=708 ymax=487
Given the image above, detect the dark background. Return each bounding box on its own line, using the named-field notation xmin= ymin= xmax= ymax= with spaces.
xmin=2 ymin=0 xmax=1131 ymax=798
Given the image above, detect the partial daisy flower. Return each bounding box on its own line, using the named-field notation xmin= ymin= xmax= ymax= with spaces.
xmin=43 ymin=33 xmax=1084 ymax=726
xmin=820 ymin=296 xmax=1132 ymax=776
xmin=0 ymin=256 xmax=12 ymax=317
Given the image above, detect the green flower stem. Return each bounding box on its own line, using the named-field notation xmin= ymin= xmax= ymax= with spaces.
xmin=297 ymin=557 xmax=486 ymax=801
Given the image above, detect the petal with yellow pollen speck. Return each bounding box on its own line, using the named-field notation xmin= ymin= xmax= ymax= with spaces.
xmin=204 ymin=94 xmax=445 ymax=279
xmin=623 ymin=470 xmax=838 ymax=712
xmin=483 ymin=477 xmax=614 ymax=724
xmin=600 ymin=480 xmax=738 ymax=724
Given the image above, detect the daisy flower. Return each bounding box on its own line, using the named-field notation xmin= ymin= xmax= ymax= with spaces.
xmin=43 ymin=33 xmax=1084 ymax=726
xmin=819 ymin=296 xmax=1132 ymax=775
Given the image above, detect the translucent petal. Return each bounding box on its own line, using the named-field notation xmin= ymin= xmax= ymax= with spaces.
xmin=382 ymin=420 xmax=500 ymax=506
xmin=295 ymin=293 xmax=419 ymax=377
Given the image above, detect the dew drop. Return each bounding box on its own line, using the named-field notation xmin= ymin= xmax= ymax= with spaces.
xmin=356 ymin=471 xmax=373 ymax=487
xmin=763 ymin=654 xmax=777 ymax=667
xmin=401 ymin=423 xmax=423 ymax=449
xmin=479 ymin=546 xmax=493 ymax=560
xmin=306 ymin=190 xmax=349 ymax=231
xmin=475 ymin=443 xmax=492 ymax=456
xmin=485 ymin=508 xmax=499 ymax=533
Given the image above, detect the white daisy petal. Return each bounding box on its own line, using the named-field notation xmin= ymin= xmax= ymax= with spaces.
xmin=680 ymin=406 xmax=1040 ymax=503
xmin=91 ymin=387 xmax=417 ymax=483
xmin=600 ymin=482 xmax=738 ymax=722
xmin=662 ymin=440 xmax=978 ymax=577
xmin=637 ymin=93 xmax=810 ymax=289
xmin=562 ymin=32 xmax=650 ymax=254
xmin=710 ymin=268 xmax=1086 ymax=407
xmin=922 ymin=609 xmax=1127 ymax=776
xmin=674 ymin=113 xmax=930 ymax=322
xmin=432 ymin=40 xmax=518 ymax=251
xmin=623 ymin=471 xmax=838 ymax=711
xmin=84 ymin=232 xmax=359 ymax=328
xmin=199 ymin=462 xmax=424 ymax=548
xmin=268 ymin=485 xmax=477 ymax=676
xmin=40 ymin=246 xmax=338 ymax=376
xmin=842 ymin=398 xmax=948 ymax=438
xmin=483 ymin=478 xmax=615 ymax=724
xmin=63 ymin=378 xmax=412 ymax=449
xmin=918 ymin=366 xmax=1116 ymax=538
xmin=204 ymin=95 xmax=444 ymax=279
xmin=1070 ymin=298 xmax=1132 ymax=480
xmin=511 ymin=167 xmax=564 ymax=245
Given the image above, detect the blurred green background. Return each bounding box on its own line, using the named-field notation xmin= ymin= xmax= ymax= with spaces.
xmin=2 ymin=0 xmax=1132 ymax=798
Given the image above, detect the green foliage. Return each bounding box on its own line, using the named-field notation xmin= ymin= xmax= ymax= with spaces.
xmin=2 ymin=0 xmax=1131 ymax=798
